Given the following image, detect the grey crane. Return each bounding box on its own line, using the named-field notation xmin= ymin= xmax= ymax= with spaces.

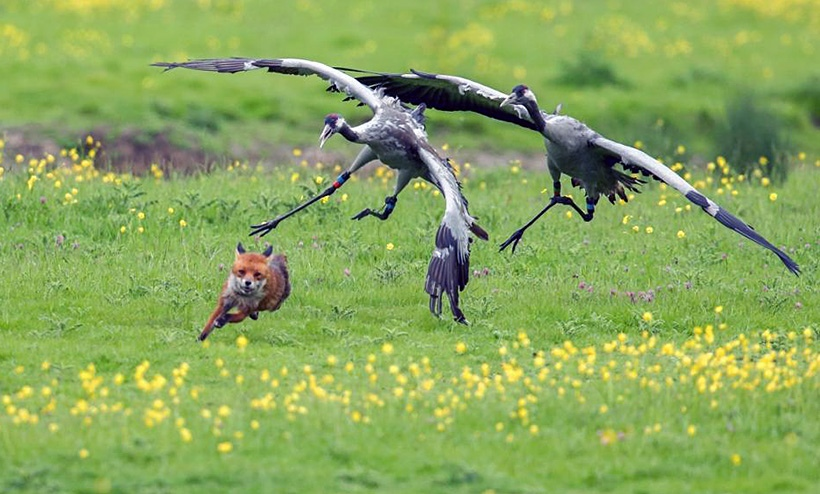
xmin=152 ymin=57 xmax=489 ymax=322
xmin=346 ymin=68 xmax=800 ymax=275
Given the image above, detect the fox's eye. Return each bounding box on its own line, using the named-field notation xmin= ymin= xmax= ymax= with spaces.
xmin=254 ymin=272 xmax=262 ymax=280
xmin=237 ymin=270 xmax=246 ymax=277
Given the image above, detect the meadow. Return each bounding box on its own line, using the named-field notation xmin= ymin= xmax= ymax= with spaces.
xmin=1 ymin=0 xmax=819 ymax=492
xmin=0 ymin=0 xmax=818 ymax=159
xmin=0 ymin=138 xmax=817 ymax=492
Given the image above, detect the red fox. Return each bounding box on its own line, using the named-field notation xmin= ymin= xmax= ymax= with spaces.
xmin=199 ymin=243 xmax=291 ymax=341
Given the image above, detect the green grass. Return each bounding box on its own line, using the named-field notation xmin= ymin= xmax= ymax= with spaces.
xmin=0 ymin=144 xmax=818 ymax=492
xmin=0 ymin=0 xmax=819 ymax=159
xmin=1 ymin=1 xmax=818 ymax=490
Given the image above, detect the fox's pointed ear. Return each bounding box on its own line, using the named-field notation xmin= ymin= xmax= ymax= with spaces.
xmin=262 ymin=244 xmax=273 ymax=257
xmin=236 ymin=243 xmax=246 ymax=256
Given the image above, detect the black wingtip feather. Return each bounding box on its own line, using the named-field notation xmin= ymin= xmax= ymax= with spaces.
xmin=410 ymin=68 xmax=438 ymax=79
xmin=713 ymin=208 xmax=800 ymax=275
xmin=685 ymin=191 xmax=800 ymax=275
xmin=151 ymin=58 xmax=254 ymax=74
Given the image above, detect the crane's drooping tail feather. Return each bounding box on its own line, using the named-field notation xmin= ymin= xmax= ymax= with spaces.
xmin=684 ymin=191 xmax=800 ymax=275
xmin=425 ymin=223 xmax=469 ymax=324
xmin=469 ymin=222 xmax=489 ymax=241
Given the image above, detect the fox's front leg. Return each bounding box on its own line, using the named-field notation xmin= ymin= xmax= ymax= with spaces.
xmin=222 ymin=311 xmax=251 ymax=324
xmin=199 ymin=298 xmax=237 ymax=341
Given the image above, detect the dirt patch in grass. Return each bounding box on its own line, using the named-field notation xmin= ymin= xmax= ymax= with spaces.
xmin=2 ymin=126 xmax=209 ymax=175
xmin=1 ymin=125 xmax=544 ymax=176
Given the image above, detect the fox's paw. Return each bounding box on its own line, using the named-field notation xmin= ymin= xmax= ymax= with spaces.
xmin=249 ymin=311 xmax=259 ymax=320
xmin=214 ymin=316 xmax=228 ymax=328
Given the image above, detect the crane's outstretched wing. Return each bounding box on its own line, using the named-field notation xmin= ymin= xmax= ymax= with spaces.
xmin=152 ymin=57 xmax=382 ymax=112
xmin=592 ymin=136 xmax=800 ymax=275
xmin=418 ymin=147 xmax=488 ymax=324
xmin=338 ymin=68 xmax=539 ymax=131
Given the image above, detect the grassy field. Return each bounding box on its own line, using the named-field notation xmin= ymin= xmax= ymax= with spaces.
xmin=0 ymin=138 xmax=817 ymax=492
xmin=1 ymin=1 xmax=819 ymax=492
xmin=0 ymin=0 xmax=818 ymax=160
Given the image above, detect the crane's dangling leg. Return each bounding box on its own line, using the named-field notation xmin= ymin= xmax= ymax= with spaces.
xmin=499 ymin=196 xmax=564 ymax=253
xmin=552 ymin=194 xmax=595 ymax=222
xmin=250 ymin=147 xmax=377 ymax=237
xmin=551 ymin=179 xmax=595 ymax=221
xmin=352 ymin=168 xmax=413 ymax=221
xmin=500 ymin=180 xmax=591 ymax=252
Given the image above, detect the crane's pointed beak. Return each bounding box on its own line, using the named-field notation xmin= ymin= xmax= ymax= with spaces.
xmin=318 ymin=124 xmax=333 ymax=149
xmin=500 ymin=94 xmax=516 ymax=108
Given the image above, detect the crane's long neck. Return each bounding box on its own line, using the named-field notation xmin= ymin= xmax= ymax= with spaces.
xmin=522 ymin=99 xmax=547 ymax=135
xmin=338 ymin=122 xmax=361 ymax=143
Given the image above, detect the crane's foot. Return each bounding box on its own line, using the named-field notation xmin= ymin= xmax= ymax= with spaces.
xmin=351 ymin=207 xmax=387 ymax=221
xmin=249 ymin=218 xmax=282 ymax=238
xmin=551 ymin=195 xmax=571 ymax=205
xmin=352 ymin=196 xmax=396 ymax=221
xmin=499 ymin=228 xmax=526 ymax=253
xmin=553 ymin=195 xmax=594 ymax=222
xmin=351 ymin=206 xmax=393 ymax=221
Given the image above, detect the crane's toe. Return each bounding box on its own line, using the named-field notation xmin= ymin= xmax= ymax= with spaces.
xmin=249 ymin=220 xmax=279 ymax=237
xmin=499 ymin=230 xmax=525 ymax=253
xmin=351 ymin=208 xmax=375 ymax=220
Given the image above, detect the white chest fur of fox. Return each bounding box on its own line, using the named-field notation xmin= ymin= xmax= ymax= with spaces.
xmin=199 ymin=243 xmax=291 ymax=341
xmin=225 ymin=272 xmax=268 ymax=309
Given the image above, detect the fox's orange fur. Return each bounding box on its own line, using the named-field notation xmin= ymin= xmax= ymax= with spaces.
xmin=199 ymin=243 xmax=291 ymax=341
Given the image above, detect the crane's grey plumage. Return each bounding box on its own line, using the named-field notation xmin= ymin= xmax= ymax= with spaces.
xmin=347 ymin=69 xmax=799 ymax=275
xmin=152 ymin=57 xmax=489 ymax=322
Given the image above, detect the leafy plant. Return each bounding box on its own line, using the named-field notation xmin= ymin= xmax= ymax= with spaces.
xmin=555 ymin=49 xmax=628 ymax=88
xmin=715 ymin=93 xmax=791 ymax=182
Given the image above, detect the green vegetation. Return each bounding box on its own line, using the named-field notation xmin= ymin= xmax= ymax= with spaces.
xmin=717 ymin=93 xmax=791 ymax=182
xmin=1 ymin=1 xmax=818 ymax=492
xmin=0 ymin=0 xmax=818 ymax=160
xmin=0 ymin=140 xmax=817 ymax=492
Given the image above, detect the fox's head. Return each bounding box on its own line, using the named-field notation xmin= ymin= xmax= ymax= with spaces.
xmin=228 ymin=243 xmax=274 ymax=299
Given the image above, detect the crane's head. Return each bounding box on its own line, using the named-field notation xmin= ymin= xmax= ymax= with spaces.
xmin=319 ymin=113 xmax=346 ymax=148
xmin=500 ymin=84 xmax=536 ymax=108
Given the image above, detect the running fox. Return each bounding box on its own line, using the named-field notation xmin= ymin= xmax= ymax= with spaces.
xmin=199 ymin=243 xmax=291 ymax=341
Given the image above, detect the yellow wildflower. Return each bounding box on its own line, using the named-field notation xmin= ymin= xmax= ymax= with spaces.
xmin=236 ymin=335 xmax=248 ymax=351
xmin=180 ymin=428 xmax=192 ymax=442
